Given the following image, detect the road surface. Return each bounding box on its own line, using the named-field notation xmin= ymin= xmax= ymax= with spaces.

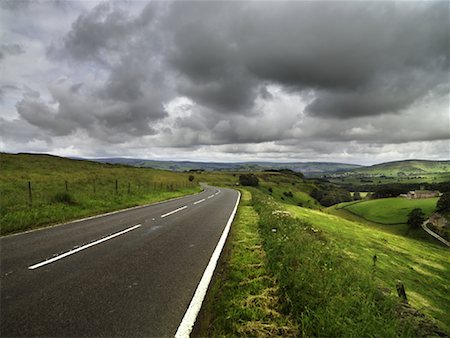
xmin=1 ymin=185 xmax=239 ymax=337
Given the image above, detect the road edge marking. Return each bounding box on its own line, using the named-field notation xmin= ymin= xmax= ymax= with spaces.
xmin=175 ymin=189 xmax=241 ymax=338
xmin=28 ymin=224 xmax=142 ymax=270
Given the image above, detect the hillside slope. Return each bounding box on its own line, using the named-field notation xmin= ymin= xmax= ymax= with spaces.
xmin=350 ymin=160 xmax=450 ymax=175
xmin=0 ymin=153 xmax=199 ymax=235
xmin=283 ymin=204 xmax=450 ymax=333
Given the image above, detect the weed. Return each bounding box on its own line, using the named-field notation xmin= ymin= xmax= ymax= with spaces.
xmin=52 ymin=192 xmax=76 ymax=205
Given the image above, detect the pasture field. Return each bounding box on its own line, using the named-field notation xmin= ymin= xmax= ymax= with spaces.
xmin=341 ymin=197 xmax=438 ymax=225
xmin=0 ymin=153 xmax=200 ymax=235
xmin=283 ymin=203 xmax=450 ymax=333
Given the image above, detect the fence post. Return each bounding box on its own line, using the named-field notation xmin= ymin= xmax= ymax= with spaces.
xmin=396 ymin=281 xmax=408 ymax=303
xmin=128 ymin=182 xmax=131 ymax=195
xmin=115 ymin=179 xmax=118 ymax=194
xmin=28 ymin=181 xmax=32 ymax=207
xmin=65 ymin=180 xmax=68 ymax=192
xmin=93 ymin=179 xmax=96 ymax=194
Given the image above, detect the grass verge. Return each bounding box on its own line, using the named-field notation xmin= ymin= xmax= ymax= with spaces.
xmin=196 ymin=189 xmax=298 ymax=337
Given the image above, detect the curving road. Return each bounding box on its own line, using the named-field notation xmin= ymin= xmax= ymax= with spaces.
xmin=0 ymin=185 xmax=239 ymax=337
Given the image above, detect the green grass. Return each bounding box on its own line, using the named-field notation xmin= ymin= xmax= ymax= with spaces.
xmin=342 ymin=197 xmax=438 ymax=225
xmin=249 ymin=190 xmax=430 ymax=336
xmin=0 ymin=153 xmax=200 ymax=235
xmin=204 ymin=188 xmax=439 ymax=336
xmin=197 ymin=189 xmax=298 ymax=337
xmin=283 ymin=203 xmax=450 ymax=333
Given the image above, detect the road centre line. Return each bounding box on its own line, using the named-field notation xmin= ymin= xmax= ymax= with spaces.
xmin=160 ymin=206 xmax=187 ymax=218
xmin=28 ymin=224 xmax=142 ymax=270
xmin=207 ymin=195 xmax=214 ymax=199
xmin=193 ymin=199 xmax=205 ymax=205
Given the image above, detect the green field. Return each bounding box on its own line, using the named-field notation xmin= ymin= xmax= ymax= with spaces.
xmin=0 ymin=153 xmax=200 ymax=235
xmin=341 ymin=197 xmax=438 ymax=225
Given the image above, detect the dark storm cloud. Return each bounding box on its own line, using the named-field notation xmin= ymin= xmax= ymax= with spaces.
xmin=163 ymin=1 xmax=448 ymax=119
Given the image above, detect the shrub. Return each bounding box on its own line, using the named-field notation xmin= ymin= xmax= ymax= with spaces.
xmin=436 ymin=192 xmax=450 ymax=212
xmin=239 ymin=174 xmax=259 ymax=187
xmin=283 ymin=191 xmax=293 ymax=198
xmin=52 ymin=192 xmax=76 ymax=205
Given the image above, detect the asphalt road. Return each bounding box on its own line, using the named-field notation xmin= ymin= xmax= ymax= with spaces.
xmin=0 ymin=185 xmax=239 ymax=337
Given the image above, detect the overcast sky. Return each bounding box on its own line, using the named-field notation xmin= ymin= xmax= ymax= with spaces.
xmin=1 ymin=1 xmax=449 ymax=165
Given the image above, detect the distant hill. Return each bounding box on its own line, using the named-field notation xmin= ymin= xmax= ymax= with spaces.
xmin=348 ymin=159 xmax=450 ymax=176
xmin=90 ymin=158 xmax=362 ymax=176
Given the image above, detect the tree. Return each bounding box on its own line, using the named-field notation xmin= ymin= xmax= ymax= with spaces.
xmin=188 ymin=175 xmax=195 ymax=182
xmin=239 ymin=174 xmax=259 ymax=187
xmin=407 ymin=208 xmax=425 ymax=230
xmin=436 ymin=192 xmax=450 ymax=213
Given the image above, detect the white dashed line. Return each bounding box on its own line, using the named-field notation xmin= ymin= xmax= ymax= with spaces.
xmin=207 ymin=195 xmax=214 ymax=199
xmin=28 ymin=224 xmax=142 ymax=270
xmin=193 ymin=199 xmax=205 ymax=205
xmin=160 ymin=206 xmax=187 ymax=218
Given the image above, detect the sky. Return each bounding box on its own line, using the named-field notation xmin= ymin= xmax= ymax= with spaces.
xmin=0 ymin=0 xmax=449 ymax=165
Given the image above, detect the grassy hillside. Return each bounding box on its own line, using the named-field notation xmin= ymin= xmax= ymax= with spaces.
xmin=202 ymin=189 xmax=448 ymax=336
xmin=326 ymin=159 xmax=450 ymax=187
xmin=283 ymin=204 xmax=450 ymax=333
xmin=342 ymin=197 xmax=438 ymax=225
xmin=0 ymin=153 xmax=200 ymax=235
xmin=353 ymin=160 xmax=450 ymax=175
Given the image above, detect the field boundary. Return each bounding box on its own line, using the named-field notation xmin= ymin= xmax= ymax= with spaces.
xmin=1 ymin=187 xmax=205 ymax=238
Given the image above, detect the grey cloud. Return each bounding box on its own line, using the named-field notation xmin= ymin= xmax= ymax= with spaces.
xmin=16 ymin=96 xmax=74 ymax=136
xmin=0 ymin=44 xmax=25 ymax=60
xmin=2 ymin=0 xmax=449 ymax=163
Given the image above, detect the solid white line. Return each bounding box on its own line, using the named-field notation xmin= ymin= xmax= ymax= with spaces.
xmin=161 ymin=206 xmax=187 ymax=218
xmin=175 ymin=190 xmax=241 ymax=338
xmin=28 ymin=224 xmax=142 ymax=270
xmin=193 ymin=199 xmax=205 ymax=205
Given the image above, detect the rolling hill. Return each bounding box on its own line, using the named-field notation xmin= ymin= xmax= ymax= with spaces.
xmin=347 ymin=159 xmax=450 ymax=176
xmin=89 ymin=157 xmax=362 ymax=176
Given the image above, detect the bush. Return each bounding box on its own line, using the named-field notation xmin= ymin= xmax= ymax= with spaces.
xmin=436 ymin=192 xmax=450 ymax=213
xmin=407 ymin=208 xmax=425 ymax=230
xmin=188 ymin=175 xmax=195 ymax=182
xmin=52 ymin=192 xmax=76 ymax=205
xmin=283 ymin=191 xmax=293 ymax=198
xmin=239 ymin=174 xmax=259 ymax=187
